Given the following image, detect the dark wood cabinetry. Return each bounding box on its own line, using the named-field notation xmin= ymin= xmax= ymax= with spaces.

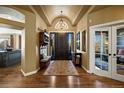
xmin=39 ymin=29 xmax=49 ymax=46
xmin=39 ymin=28 xmax=50 ymax=68
xmin=72 ymin=52 xmax=82 ymax=66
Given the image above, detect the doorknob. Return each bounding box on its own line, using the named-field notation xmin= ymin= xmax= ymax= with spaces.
xmin=108 ymin=54 xmax=111 ymax=56
xmin=113 ymin=54 xmax=116 ymax=56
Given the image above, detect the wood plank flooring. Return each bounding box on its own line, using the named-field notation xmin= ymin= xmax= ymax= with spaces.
xmin=0 ymin=63 xmax=124 ymax=88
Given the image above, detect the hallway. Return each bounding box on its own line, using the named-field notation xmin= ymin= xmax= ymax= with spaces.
xmin=0 ymin=5 xmax=124 ymax=88
xmin=0 ymin=62 xmax=124 ymax=88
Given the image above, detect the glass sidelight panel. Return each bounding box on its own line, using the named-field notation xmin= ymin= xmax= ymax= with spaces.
xmin=95 ymin=31 xmax=109 ymax=71
xmin=67 ymin=33 xmax=74 ymax=60
xmin=50 ymin=33 xmax=56 ymax=60
xmin=116 ymin=28 xmax=124 ymax=75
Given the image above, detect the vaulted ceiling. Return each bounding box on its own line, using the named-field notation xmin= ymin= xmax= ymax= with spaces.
xmin=31 ymin=5 xmax=110 ymax=26
xmin=32 ymin=5 xmax=91 ymax=26
xmin=42 ymin=5 xmax=83 ymax=24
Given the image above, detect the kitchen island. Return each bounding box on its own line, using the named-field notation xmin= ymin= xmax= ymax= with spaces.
xmin=0 ymin=50 xmax=21 ymax=67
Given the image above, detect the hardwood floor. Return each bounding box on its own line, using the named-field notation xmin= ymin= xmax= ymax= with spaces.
xmin=0 ymin=63 xmax=124 ymax=88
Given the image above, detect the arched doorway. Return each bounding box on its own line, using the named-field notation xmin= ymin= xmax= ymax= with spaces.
xmin=0 ymin=6 xmax=25 ymax=73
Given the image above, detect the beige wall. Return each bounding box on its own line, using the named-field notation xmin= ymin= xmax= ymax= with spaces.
xmin=35 ymin=12 xmax=48 ymax=70
xmin=21 ymin=12 xmax=37 ymax=73
xmin=3 ymin=6 xmax=47 ymax=75
xmin=77 ymin=13 xmax=89 ymax=70
xmin=89 ymin=6 xmax=124 ymax=26
xmin=79 ymin=6 xmax=124 ymax=70
xmin=77 ymin=6 xmax=124 ymax=70
xmin=21 ymin=7 xmax=47 ymax=74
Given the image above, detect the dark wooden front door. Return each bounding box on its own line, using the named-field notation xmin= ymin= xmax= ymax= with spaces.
xmin=55 ymin=33 xmax=69 ymax=60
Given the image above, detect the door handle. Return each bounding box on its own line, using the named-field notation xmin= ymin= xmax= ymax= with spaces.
xmin=108 ymin=54 xmax=111 ymax=56
xmin=113 ymin=54 xmax=117 ymax=58
xmin=113 ymin=54 xmax=116 ymax=56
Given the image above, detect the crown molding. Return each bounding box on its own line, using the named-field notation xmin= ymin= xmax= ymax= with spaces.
xmin=31 ymin=5 xmax=51 ymax=26
xmin=30 ymin=5 xmax=97 ymax=27
xmin=72 ymin=5 xmax=91 ymax=26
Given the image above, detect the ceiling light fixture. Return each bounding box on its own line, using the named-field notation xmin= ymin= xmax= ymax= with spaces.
xmin=55 ymin=11 xmax=68 ymax=30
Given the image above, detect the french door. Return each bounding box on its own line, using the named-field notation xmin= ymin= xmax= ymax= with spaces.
xmin=93 ymin=27 xmax=112 ymax=78
xmin=112 ymin=25 xmax=124 ymax=82
xmin=93 ymin=25 xmax=124 ymax=82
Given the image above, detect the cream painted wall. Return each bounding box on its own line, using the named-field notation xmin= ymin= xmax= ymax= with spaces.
xmin=22 ymin=8 xmax=47 ymax=74
xmin=78 ymin=6 xmax=124 ymax=71
xmin=89 ymin=6 xmax=124 ymax=26
xmin=35 ymin=13 xmax=48 ymax=70
xmin=21 ymin=12 xmax=37 ymax=73
xmin=77 ymin=13 xmax=89 ymax=70
xmin=5 ymin=6 xmax=47 ymax=75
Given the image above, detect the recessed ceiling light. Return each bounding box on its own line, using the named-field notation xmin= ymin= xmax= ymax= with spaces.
xmin=7 ymin=16 xmax=12 ymax=19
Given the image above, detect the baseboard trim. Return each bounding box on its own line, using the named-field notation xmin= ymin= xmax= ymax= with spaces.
xmin=21 ymin=67 xmax=40 ymax=76
xmin=81 ymin=65 xmax=92 ymax=74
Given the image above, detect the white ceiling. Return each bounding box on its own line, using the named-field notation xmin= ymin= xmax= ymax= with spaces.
xmin=0 ymin=6 xmax=25 ymax=23
xmin=0 ymin=27 xmax=22 ymax=35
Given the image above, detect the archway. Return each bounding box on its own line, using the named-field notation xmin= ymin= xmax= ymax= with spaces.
xmin=0 ymin=6 xmax=25 ymax=75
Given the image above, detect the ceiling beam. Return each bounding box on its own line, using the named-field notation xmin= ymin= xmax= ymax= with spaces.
xmin=72 ymin=5 xmax=91 ymax=26
xmin=0 ymin=18 xmax=24 ymax=30
xmin=73 ymin=5 xmax=111 ymax=26
xmin=30 ymin=5 xmax=97 ymax=27
xmin=30 ymin=5 xmax=51 ymax=26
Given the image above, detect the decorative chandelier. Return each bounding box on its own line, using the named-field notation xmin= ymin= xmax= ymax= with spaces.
xmin=55 ymin=11 xmax=68 ymax=30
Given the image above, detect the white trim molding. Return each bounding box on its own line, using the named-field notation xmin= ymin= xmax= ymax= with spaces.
xmin=81 ymin=65 xmax=92 ymax=74
xmin=89 ymin=19 xmax=124 ymax=74
xmin=21 ymin=68 xmax=40 ymax=76
xmin=90 ymin=19 xmax=124 ymax=29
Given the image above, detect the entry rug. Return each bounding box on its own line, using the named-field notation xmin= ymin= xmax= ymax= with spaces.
xmin=43 ymin=60 xmax=79 ymax=75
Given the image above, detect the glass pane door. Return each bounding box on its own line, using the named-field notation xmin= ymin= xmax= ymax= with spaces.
xmin=116 ymin=28 xmax=124 ymax=75
xmin=112 ymin=25 xmax=124 ymax=82
xmin=94 ymin=27 xmax=111 ymax=78
xmin=95 ymin=31 xmax=109 ymax=71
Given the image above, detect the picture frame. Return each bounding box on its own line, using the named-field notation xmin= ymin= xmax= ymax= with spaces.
xmin=76 ymin=32 xmax=80 ymax=50
xmin=82 ymin=30 xmax=86 ymax=52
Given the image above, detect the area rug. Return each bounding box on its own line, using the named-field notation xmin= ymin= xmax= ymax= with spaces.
xmin=43 ymin=60 xmax=79 ymax=75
